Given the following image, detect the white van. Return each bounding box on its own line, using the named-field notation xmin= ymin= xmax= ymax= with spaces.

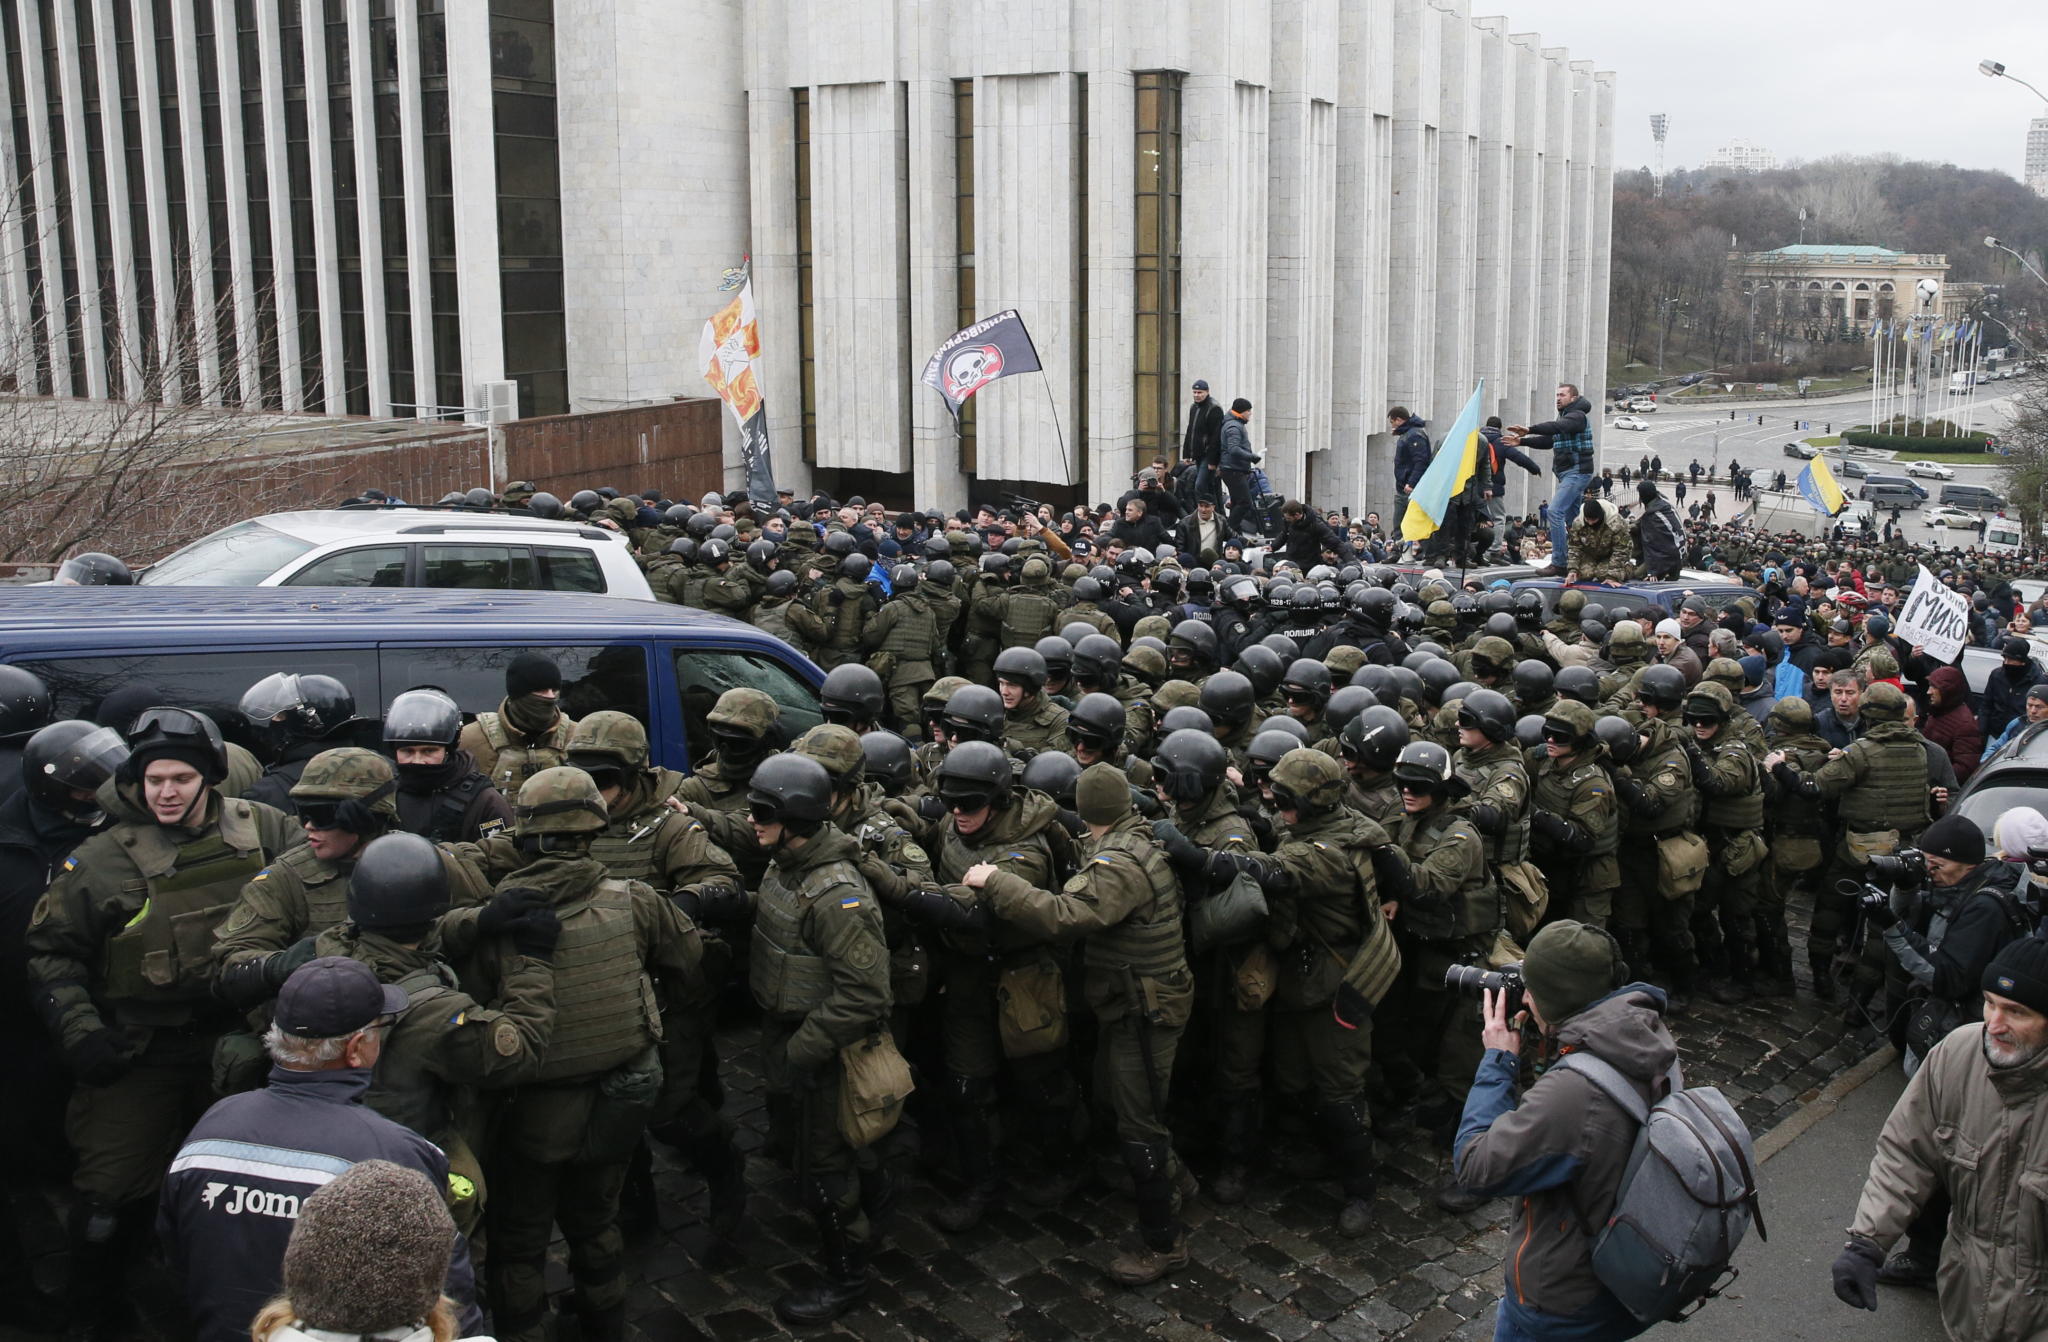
xmin=1985 ymin=517 xmax=2029 ymax=556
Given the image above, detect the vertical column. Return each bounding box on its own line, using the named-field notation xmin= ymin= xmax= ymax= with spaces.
xmin=904 ymin=72 xmax=960 ymax=512
xmin=1264 ymin=0 xmax=1337 ymax=499
xmin=1506 ymin=33 xmax=1543 ymax=430
xmin=0 ymin=16 xmax=32 ymax=391
xmin=1429 ymin=0 xmax=1475 ymax=430
xmin=1538 ymin=48 xmax=1569 ymax=398
xmin=91 ymin=0 xmax=140 ymax=392
xmin=298 ymin=0 xmax=341 ymax=411
xmin=254 ymin=0 xmax=300 ymax=407
xmin=169 ymin=0 xmax=220 ymax=400
xmin=1180 ymin=72 xmax=1268 ymax=434
xmin=1565 ymin=61 xmax=1594 ymax=392
xmin=442 ymin=0 xmax=500 ymax=408
xmin=345 ymin=0 xmax=387 ymax=413
xmin=1386 ymin=0 xmax=1439 ymax=416
xmin=391 ymin=0 xmax=430 ymax=412
xmin=211 ymin=0 xmax=258 ymax=402
xmin=17 ymin=0 xmax=73 ymax=396
xmin=1084 ymin=64 xmax=1132 ymax=504
xmin=50 ymin=0 xmax=108 ymax=397
xmin=1586 ymin=69 xmax=1614 ymax=424
xmin=746 ymin=83 xmax=809 ymax=496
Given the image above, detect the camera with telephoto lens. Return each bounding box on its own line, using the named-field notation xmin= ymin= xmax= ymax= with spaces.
xmin=1867 ymin=849 xmax=1927 ymax=887
xmin=1445 ymin=962 xmax=1524 ymax=1019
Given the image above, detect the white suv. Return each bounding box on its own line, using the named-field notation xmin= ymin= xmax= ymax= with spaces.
xmin=138 ymin=509 xmax=656 ymax=599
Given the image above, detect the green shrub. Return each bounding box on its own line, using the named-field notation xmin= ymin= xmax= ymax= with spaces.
xmin=1841 ymin=431 xmax=1991 ymax=453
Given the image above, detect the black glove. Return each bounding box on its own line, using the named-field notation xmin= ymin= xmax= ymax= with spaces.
xmin=1831 ymin=1235 xmax=1882 ymax=1311
xmin=683 ymin=883 xmax=751 ymax=927
xmin=1529 ymin=810 xmax=1574 ymax=845
xmin=508 ymin=907 xmax=562 ymax=961
xmin=66 ymin=1028 xmax=135 ymax=1088
xmin=898 ymin=887 xmax=989 ymax=934
xmin=1468 ymin=802 xmax=1503 ymax=835
xmin=268 ymin=936 xmax=320 ymax=988
xmin=1152 ymin=821 xmax=1208 ymax=875
xmin=917 ymin=794 xmax=949 ymax=822
xmin=1055 ymin=808 xmax=1087 ymax=839
xmin=1613 ymin=774 xmax=1654 ymax=816
xmin=478 ymin=887 xmax=549 ymax=939
xmin=1860 ymin=886 xmax=1899 ymax=931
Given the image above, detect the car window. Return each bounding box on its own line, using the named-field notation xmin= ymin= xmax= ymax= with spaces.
xmin=671 ymin=648 xmax=822 ymax=766
xmin=420 ymin=545 xmax=535 ymax=590
xmin=282 ymin=545 xmax=410 ymax=588
xmin=18 ymin=650 xmax=383 ymax=754
xmin=535 ymin=546 xmax=606 ymax=593
xmin=380 ymin=644 xmax=651 ymax=727
xmin=138 ymin=520 xmax=317 ymax=586
xmin=1954 ymin=782 xmax=2048 ymax=840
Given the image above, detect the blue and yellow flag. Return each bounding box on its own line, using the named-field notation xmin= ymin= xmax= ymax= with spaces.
xmin=1796 ymin=455 xmax=1847 ymax=517
xmin=1400 ymin=380 xmax=1486 ymax=542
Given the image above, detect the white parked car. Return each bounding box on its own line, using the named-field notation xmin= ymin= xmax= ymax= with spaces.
xmin=1611 ymin=415 xmax=1650 ymax=431
xmin=1923 ymin=505 xmax=1979 ymax=529
xmin=1903 ymin=460 xmax=1956 ymax=480
xmin=1624 ymin=398 xmax=1658 ymax=413
xmin=137 ymin=509 xmax=657 ymax=598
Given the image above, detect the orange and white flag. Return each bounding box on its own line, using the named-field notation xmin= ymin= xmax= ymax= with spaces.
xmin=701 ymin=281 xmax=763 ymax=426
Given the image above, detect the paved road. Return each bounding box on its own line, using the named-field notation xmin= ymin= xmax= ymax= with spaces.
xmin=1685 ymin=1058 xmax=1944 ymax=1342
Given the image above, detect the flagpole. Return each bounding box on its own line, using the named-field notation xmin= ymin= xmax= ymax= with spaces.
xmin=1038 ymin=371 xmax=1074 ymax=490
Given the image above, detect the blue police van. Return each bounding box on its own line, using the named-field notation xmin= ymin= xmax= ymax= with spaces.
xmin=0 ymin=588 xmax=825 ymax=771
xmin=1508 ymin=578 xmax=1761 ymax=625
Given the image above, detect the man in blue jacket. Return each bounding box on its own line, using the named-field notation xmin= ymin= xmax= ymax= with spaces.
xmin=1504 ymin=385 xmax=1597 ymax=577
xmin=159 ymin=958 xmax=482 ymax=1342
xmin=1391 ymin=408 xmax=1432 ymax=514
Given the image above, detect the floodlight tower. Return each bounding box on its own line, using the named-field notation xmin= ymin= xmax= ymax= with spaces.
xmin=1649 ymin=114 xmax=1668 ymax=197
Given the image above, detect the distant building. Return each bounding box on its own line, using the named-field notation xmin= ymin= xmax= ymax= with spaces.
xmin=2028 ymin=118 xmax=2048 ymax=199
xmin=1727 ymin=244 xmax=1948 ymax=325
xmin=1704 ymin=139 xmax=1778 ymax=172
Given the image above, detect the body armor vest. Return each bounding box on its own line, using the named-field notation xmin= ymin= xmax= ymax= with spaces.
xmin=749 ymin=854 xmax=864 ymax=1017
xmin=102 ymin=803 xmax=271 ymax=1020
xmin=936 ymin=809 xmax=1056 ymax=953
xmin=275 ymin=844 xmax=354 ymax=937
xmin=368 ymin=963 xmax=461 ymax=1137
xmin=880 ymin=594 xmax=940 ymax=668
xmin=537 ymin=878 xmax=657 ymax=1081
xmin=587 ymin=774 xmax=686 ymax=887
xmin=1532 ymin=760 xmax=1620 ymax=856
xmin=1623 ymin=736 xmax=1698 ymax=838
xmin=1836 ymin=727 xmax=1932 ymax=836
xmin=1699 ymin=736 xmax=1765 ymax=830
xmin=1455 ymin=745 xmax=1530 ymax=864
xmin=401 ymin=771 xmax=490 ymax=843
xmin=680 ymin=570 xmax=712 ymax=608
xmin=1767 ymin=737 xmax=1831 ymax=838
xmin=999 ymin=589 xmax=1062 ymax=649
xmin=1078 ymin=828 xmax=1184 ymax=978
xmin=477 ymin=713 xmax=574 ymax=798
xmin=753 ymin=600 xmax=801 ymax=649
xmin=1402 ymin=809 xmax=1498 ymax=941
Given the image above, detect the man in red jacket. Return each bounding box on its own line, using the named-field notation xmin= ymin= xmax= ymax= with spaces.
xmin=1923 ymin=665 xmax=1983 ymax=782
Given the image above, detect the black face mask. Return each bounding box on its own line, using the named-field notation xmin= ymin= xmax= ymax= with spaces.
xmin=396 ymin=755 xmax=465 ymax=793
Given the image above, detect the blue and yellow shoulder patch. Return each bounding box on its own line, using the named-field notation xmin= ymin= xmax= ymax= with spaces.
xmin=62 ymin=855 xmax=77 ymax=872
xmin=449 ymin=1010 xmax=468 ymax=1026
xmin=252 ymin=867 xmax=271 ymax=881
xmin=1092 ymin=854 xmax=1116 ymax=865
xmin=840 ymin=895 xmax=862 ymax=909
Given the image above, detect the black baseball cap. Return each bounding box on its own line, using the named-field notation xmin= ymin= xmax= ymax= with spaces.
xmin=275 ymin=957 xmax=407 ymax=1039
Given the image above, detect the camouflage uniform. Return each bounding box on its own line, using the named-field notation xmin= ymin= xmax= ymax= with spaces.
xmin=1527 ymin=702 xmax=1621 ymax=927
xmin=461 ymin=697 xmax=579 ymax=800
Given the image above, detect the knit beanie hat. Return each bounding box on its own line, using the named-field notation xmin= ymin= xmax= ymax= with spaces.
xmin=1919 ymin=813 xmax=1986 ymax=867
xmin=505 ymin=652 xmax=563 ymax=699
xmin=1984 ymin=936 xmax=2048 ymax=1018
xmin=1522 ymin=919 xmax=1625 ymax=1024
xmin=1074 ymin=762 xmax=1132 ymax=825
xmin=282 ymin=1160 xmax=453 ymax=1334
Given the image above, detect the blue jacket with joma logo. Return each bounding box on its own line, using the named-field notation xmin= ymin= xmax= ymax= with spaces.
xmin=157 ymin=1065 xmax=480 ymax=1342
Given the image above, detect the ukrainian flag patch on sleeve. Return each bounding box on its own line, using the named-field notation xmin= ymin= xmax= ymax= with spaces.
xmin=840 ymin=896 xmax=861 ymax=909
xmin=63 ymin=856 xmax=77 ymax=871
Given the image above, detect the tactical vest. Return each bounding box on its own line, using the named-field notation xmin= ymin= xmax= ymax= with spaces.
xmin=1533 ymin=759 xmax=1619 ymax=856
xmin=405 ymin=771 xmax=491 ymax=843
xmin=274 ymin=844 xmax=354 ymax=937
xmin=102 ymin=802 xmax=271 ymax=1019
xmin=1078 ymin=829 xmax=1184 ymax=978
xmin=1404 ymin=810 xmax=1498 ymax=941
xmin=880 ymin=593 xmax=940 ymax=668
xmin=999 ymin=588 xmax=1062 ymax=649
xmin=587 ymin=774 xmax=686 ymax=887
xmin=936 ymin=812 xmax=1055 ymax=953
xmin=1836 ymin=730 xmax=1932 ymax=836
xmin=749 ymin=853 xmax=864 ymax=1016
xmin=1699 ymin=736 xmax=1765 ymax=830
xmin=537 ymin=878 xmax=658 ymax=1082
xmin=368 ymin=963 xmax=461 ymax=1137
xmin=754 ymin=599 xmax=800 ymax=649
xmin=1767 ymin=738 xmax=1831 ymax=839
xmin=680 ymin=570 xmax=712 ymax=608
xmin=477 ymin=712 xmax=575 ymax=798
xmin=818 ymin=581 xmax=875 ymax=665
xmin=1455 ymin=747 xmax=1530 ymax=864
xmin=1622 ymin=738 xmax=1698 ymax=838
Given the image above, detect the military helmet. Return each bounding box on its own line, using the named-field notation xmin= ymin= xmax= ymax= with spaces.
xmin=123 ymin=706 xmax=229 ymax=785
xmin=1260 ymin=634 xmax=1301 ymax=664
xmin=1515 ymin=713 xmax=1546 ymax=749
xmin=1071 ymin=576 xmax=1105 ymax=604
xmin=1636 ymin=664 xmax=1687 ymax=711
xmin=1199 ymin=670 xmax=1257 ymax=727
xmin=1071 ymin=634 xmax=1126 ymax=687
xmin=1391 ymin=740 xmax=1455 ymax=795
xmin=1060 ymin=622 xmax=1099 ymax=649
xmin=1594 ymin=716 xmax=1638 ymax=765
xmin=822 ymin=531 xmax=857 ymax=558
xmin=1153 ymin=729 xmax=1229 ymax=801
xmin=746 ymin=539 xmax=778 ymax=573
xmin=700 ymin=538 xmax=732 ymax=568
xmin=1582 ymin=603 xmax=1609 ymax=627
xmin=346 ymin=832 xmax=451 ymax=930
xmin=1480 ymin=590 xmax=1513 ymax=618
xmin=1021 ymin=750 xmax=1082 ymax=808
xmin=1035 ymin=636 xmax=1075 ymax=678
xmin=22 ymin=720 xmax=127 ymax=815
xmin=820 ymin=664 xmax=886 ymax=724
xmin=1402 ymin=650 xmax=1438 ymax=672
xmin=1542 ymin=700 xmax=1597 ymax=748
xmin=1457 ymin=688 xmax=1517 ymax=743
xmin=1133 ymin=614 xmax=1174 ymax=643
xmin=1242 ymin=732 xmax=1295 ymax=781
xmin=0 ymin=666 xmax=53 ymax=742
xmin=934 ymin=740 xmax=1013 ymax=812
xmin=1158 ymin=705 xmax=1214 ymax=736
xmin=926 ymin=558 xmax=957 ymax=586
xmin=746 ymin=753 xmax=834 ymax=826
xmin=1484 ymin=613 xmax=1519 ymax=641
xmin=527 ymin=492 xmax=565 ymax=520
xmin=942 ymin=684 xmax=1007 ymax=742
xmin=1419 ymin=660 xmax=1461 ymax=706
xmin=1511 ymin=660 xmax=1554 ymax=706
xmin=1233 ymin=645 xmax=1286 ymax=699
xmin=1470 ymin=637 xmax=1517 ymax=678
xmin=1122 ymin=645 xmax=1169 ymax=686
xmin=1324 ymin=685 xmax=1376 ymax=737
xmin=1353 ymin=664 xmax=1398 ymax=705
xmin=1443 ymin=681 xmax=1479 ymax=710
xmin=1325 ymin=646 xmax=1368 ymax=683
xmin=1269 ymin=747 xmax=1346 ymax=815
xmin=514 ymin=766 xmax=610 ymax=835
xmin=1281 ymin=658 xmax=1333 ymax=709
xmin=993 ymin=647 xmax=1049 ymax=693
xmin=1702 ymin=658 xmax=1744 ymax=696
xmin=1513 ymin=590 xmax=1545 ymax=629
xmin=766 ymin=568 xmax=799 ymax=598
xmin=1388 ymin=665 xmax=1427 ymax=709
xmin=840 ymin=553 xmax=873 ymax=582
xmin=1358 ymin=587 xmax=1397 ymax=625
xmin=383 ymin=689 xmax=461 ymax=748
xmin=794 ymin=723 xmax=866 ymax=787
xmin=569 ymin=489 xmax=603 ymax=514
xmin=1168 ymin=619 xmax=1219 ymax=673
xmin=1610 ymin=621 xmax=1645 ymax=650
xmin=859 ymin=731 xmax=915 ymax=795
xmin=1254 ymin=715 xmax=1311 ymax=748
xmin=1342 ymin=705 xmax=1410 ymax=772
xmin=1767 ymin=695 xmax=1816 ymax=738
xmin=706 ymin=687 xmax=780 ymax=764
xmin=685 ymin=512 xmax=718 ymax=539
xmin=668 ymin=537 xmax=699 ymax=562
xmin=1067 ymin=692 xmax=1128 ymax=752
xmin=236 ymin=673 xmax=359 ymax=761
xmin=1557 ymin=589 xmax=1587 ymax=617
xmin=1681 ymin=681 xmax=1734 ymax=727
xmin=1290 ymin=587 xmax=1322 ymax=614
xmin=1860 ymin=681 xmax=1907 ymax=723
xmin=291 ymin=747 xmax=400 ymax=830
xmin=566 ymin=710 xmax=651 ymax=775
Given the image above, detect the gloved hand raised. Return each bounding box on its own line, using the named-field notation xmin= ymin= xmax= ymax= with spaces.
xmin=478 ymin=887 xmax=550 ymax=939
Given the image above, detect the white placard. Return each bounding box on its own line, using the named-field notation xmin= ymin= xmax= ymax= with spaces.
xmin=1894 ymin=564 xmax=1970 ymax=664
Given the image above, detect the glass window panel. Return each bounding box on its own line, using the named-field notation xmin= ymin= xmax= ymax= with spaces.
xmin=382 ymin=644 xmax=650 ymax=727
xmin=670 ymin=648 xmax=820 ymax=767
xmin=419 ymin=544 xmax=533 ymax=590
xmin=534 ymin=545 xmax=605 ymax=593
xmin=282 ymin=545 xmax=409 ymax=587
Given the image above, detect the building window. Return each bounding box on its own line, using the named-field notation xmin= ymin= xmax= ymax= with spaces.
xmin=794 ymin=85 xmax=814 ymax=464
xmin=278 ymin=0 xmax=320 ymax=409
xmin=238 ymin=0 xmax=281 ymax=406
xmin=1133 ymin=70 xmax=1181 ymax=467
xmin=953 ymin=77 xmax=973 ymax=474
xmin=2 ymin=0 xmax=50 ymax=393
xmin=324 ymin=0 xmax=367 ymax=413
xmin=491 ymin=0 xmax=566 ymax=417
xmin=418 ymin=0 xmax=460 ymax=416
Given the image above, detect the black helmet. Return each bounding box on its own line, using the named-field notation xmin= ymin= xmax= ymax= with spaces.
xmin=1021 ymin=750 xmax=1082 ymax=808
xmin=668 ymin=537 xmax=699 ymax=562
xmin=747 ymin=539 xmax=778 ymax=573
xmin=890 ymin=564 xmax=920 ymax=595
xmin=941 ymin=685 xmax=1006 ymax=742
xmin=1636 ymin=664 xmax=1687 ymax=712
xmin=122 ymin=706 xmax=229 ymax=785
xmin=1119 ymin=547 xmax=1153 ymax=576
xmin=1253 ymin=715 xmax=1311 ymax=748
xmin=1391 ymin=740 xmax=1455 ymax=795
xmin=527 ymin=492 xmax=565 ymax=519
xmin=710 ymin=523 xmax=737 ymax=543
xmin=1247 ymin=728 xmax=1301 ymax=777
xmin=347 ymin=832 xmax=451 ymax=930
xmin=666 ymin=504 xmax=692 ymax=525
xmin=934 ymin=740 xmax=1012 ymax=813
xmin=700 ymin=538 xmax=732 ymax=567
xmin=1456 ymin=688 xmax=1517 ymax=743
xmin=383 ymin=689 xmax=462 ymax=747
xmin=1280 ymin=659 xmax=1333 ymax=709
xmin=1418 ymin=660 xmax=1461 ymax=706
xmin=1060 ymin=622 xmax=1099 ymax=648
xmin=1510 ymin=660 xmax=1554 ymax=706
xmin=1515 ymin=714 xmax=1546 ymax=749
xmin=839 ymin=553 xmax=872 ymax=582
xmin=239 ymin=673 xmax=359 ymax=760
xmin=1402 ymin=650 xmax=1439 ymax=672
xmin=1359 ymin=587 xmax=1396 ymax=625
xmin=1595 ymin=716 xmax=1638 ymax=765
xmin=1290 ymin=587 xmax=1321 ymax=614
xmin=1480 ymin=590 xmax=1513 ymax=618
xmin=1484 ymin=612 xmax=1518 ymax=640
xmin=0 ymin=666 xmax=52 ymax=740
xmin=1233 ymin=645 xmax=1286 ymax=699
xmin=822 ymin=530 xmax=858 ymax=558
xmin=1066 ymin=692 xmax=1127 ymax=753
xmin=1199 ymin=670 xmax=1257 ymax=727
xmin=1554 ymin=666 xmax=1600 ymax=706
xmin=1035 ymin=636 xmax=1074 ymax=679
xmin=54 ymin=552 xmax=133 ymax=585
xmin=859 ymin=731 xmax=915 ymax=795
xmin=1581 ymin=602 xmax=1608 ymax=626
xmin=1443 ymin=681 xmax=1479 ymax=709
xmin=23 ymin=720 xmax=128 ymax=816
xmin=464 ymin=487 xmax=496 ymax=511
xmin=924 ymin=537 xmax=953 ymax=561
xmin=1072 ymin=634 xmax=1126 ymax=688
xmin=992 ymin=646 xmax=1049 ymax=693
xmin=1168 ymin=620 xmax=1219 ymax=674
xmin=1512 ymin=590 xmax=1544 ymax=629
xmin=1153 ymin=569 xmax=1184 ymax=596
xmin=1159 ymin=705 xmax=1214 ymax=736
xmin=1341 ymin=705 xmax=1410 ymax=771
xmin=1388 ymin=665 xmax=1426 ymax=708
xmin=766 ymin=568 xmax=799 ymax=598
xmin=747 ymin=753 xmax=835 ymax=826
xmin=1152 ymin=729 xmax=1228 ymax=801
xmin=1353 ymin=664 xmax=1398 ymax=704
xmin=569 ymin=490 xmax=602 ymax=513
xmin=1324 ymin=685 xmax=1376 ymax=737
xmin=820 ymin=664 xmax=886 ymax=725
xmin=1260 ymin=634 xmax=1300 ymax=663
xmin=686 ymin=512 xmax=718 ymax=539
xmin=1072 ymin=576 xmax=1105 ymax=603
xmin=926 ymin=559 xmax=956 ymax=586
xmin=1413 ymin=641 xmax=1448 ymax=660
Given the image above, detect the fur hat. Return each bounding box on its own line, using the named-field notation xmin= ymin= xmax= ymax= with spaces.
xmin=282 ymin=1160 xmax=454 ymax=1335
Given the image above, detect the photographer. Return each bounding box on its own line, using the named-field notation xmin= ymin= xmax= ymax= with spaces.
xmin=1452 ymin=921 xmax=1674 ymax=1342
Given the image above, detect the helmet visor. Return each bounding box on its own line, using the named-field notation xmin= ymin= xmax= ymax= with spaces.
xmin=382 ymin=693 xmax=461 ymax=746
xmin=47 ymin=725 xmax=129 ymax=791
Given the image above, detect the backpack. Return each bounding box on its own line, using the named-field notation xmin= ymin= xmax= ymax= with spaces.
xmin=1551 ymin=1051 xmax=1765 ymax=1325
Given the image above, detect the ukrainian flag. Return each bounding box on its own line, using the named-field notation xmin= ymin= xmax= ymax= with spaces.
xmin=1400 ymin=380 xmax=1486 ymax=542
xmin=1796 ymin=455 xmax=1847 ymax=517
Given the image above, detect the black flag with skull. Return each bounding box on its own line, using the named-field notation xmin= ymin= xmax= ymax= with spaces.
xmin=921 ymin=309 xmax=1043 ymax=421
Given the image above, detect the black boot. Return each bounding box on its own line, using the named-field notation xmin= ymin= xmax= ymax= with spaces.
xmin=859 ymin=1165 xmax=904 ymax=1228
xmin=1713 ymin=922 xmax=1753 ymax=1004
xmin=774 ymin=1207 xmax=870 ymax=1324
xmin=1808 ymin=947 xmax=1838 ymax=1000
xmin=1611 ymin=926 xmax=1653 ymax=985
xmin=0 ymin=1201 xmax=63 ymax=1335
xmin=63 ymin=1200 xmax=135 ymax=1342
xmin=1107 ymin=1140 xmax=1188 ymax=1286
xmin=931 ymin=1076 xmax=1000 ymax=1233
xmin=1754 ymin=912 xmax=1796 ymax=997
xmin=1014 ymin=1074 xmax=1082 ymax=1208
xmin=1317 ymin=1100 xmax=1377 ymax=1237
xmin=1208 ymin=1091 xmax=1260 ymax=1206
xmin=695 ymin=1138 xmax=749 ymax=1237
xmin=618 ymin=1137 xmax=659 ymax=1237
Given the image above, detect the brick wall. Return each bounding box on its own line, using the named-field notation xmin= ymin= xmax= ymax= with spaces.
xmin=503 ymin=397 xmax=726 ymax=502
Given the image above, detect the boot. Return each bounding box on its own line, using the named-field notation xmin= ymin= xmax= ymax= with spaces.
xmin=1755 ymin=913 xmax=1797 ymax=997
xmin=1612 ymin=926 xmax=1653 ymax=986
xmin=0 ymin=1205 xmax=64 ymax=1335
xmin=618 ymin=1137 xmax=659 ymax=1237
xmin=1107 ymin=1140 xmax=1188 ymax=1286
xmin=698 ymin=1139 xmax=749 ymax=1237
xmin=1014 ymin=1076 xmax=1082 ymax=1208
xmin=930 ymin=1076 xmax=1000 ymax=1233
xmin=63 ymin=1200 xmax=135 ymax=1342
xmin=1207 ymin=1091 xmax=1260 ymax=1206
xmin=1808 ymin=948 xmax=1838 ymax=1001
xmin=774 ymin=1210 xmax=870 ymax=1324
xmin=1433 ymin=1179 xmax=1488 ymax=1215
xmin=858 ymin=1165 xmax=904 ymax=1227
xmin=1318 ymin=1101 xmax=1377 ymax=1239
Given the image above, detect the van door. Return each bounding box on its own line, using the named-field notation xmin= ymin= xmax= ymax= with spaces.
xmin=662 ymin=644 xmax=824 ymax=772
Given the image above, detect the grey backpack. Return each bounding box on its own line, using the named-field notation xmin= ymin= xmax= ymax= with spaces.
xmin=1552 ymin=1052 xmax=1766 ymax=1324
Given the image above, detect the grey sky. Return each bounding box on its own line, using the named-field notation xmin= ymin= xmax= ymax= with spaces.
xmin=1494 ymin=0 xmax=2048 ymax=179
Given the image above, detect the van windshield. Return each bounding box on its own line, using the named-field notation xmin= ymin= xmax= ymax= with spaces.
xmin=139 ymin=521 xmax=315 ymax=586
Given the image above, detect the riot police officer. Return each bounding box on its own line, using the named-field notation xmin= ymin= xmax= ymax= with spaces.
xmin=861 ymin=568 xmax=941 ymax=728
xmin=1681 ymin=683 xmax=1769 ymax=1004
xmin=460 ymin=654 xmax=579 ymax=799
xmin=1605 ymin=713 xmax=1700 ymax=1007
xmin=237 ymin=673 xmax=364 ymax=817
xmin=1528 ymin=702 xmax=1621 ymax=927
xmin=1337 ymin=705 xmax=1409 ymax=823
xmin=993 ymin=648 xmax=1071 ymax=760
xmin=385 ymin=690 xmax=514 ymax=843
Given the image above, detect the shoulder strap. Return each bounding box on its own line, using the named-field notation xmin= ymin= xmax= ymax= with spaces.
xmin=1552 ymin=1051 xmax=1651 ymax=1125
xmin=480 ymin=713 xmax=510 ymax=750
